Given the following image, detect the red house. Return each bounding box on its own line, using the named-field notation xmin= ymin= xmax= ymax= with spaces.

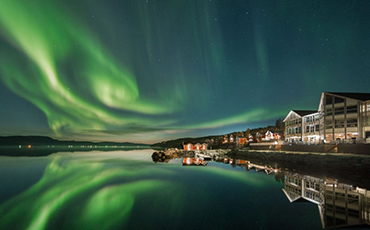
xmin=183 ymin=143 xmax=208 ymax=151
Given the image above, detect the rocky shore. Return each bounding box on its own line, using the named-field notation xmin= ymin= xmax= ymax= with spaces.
xmin=227 ymin=149 xmax=370 ymax=189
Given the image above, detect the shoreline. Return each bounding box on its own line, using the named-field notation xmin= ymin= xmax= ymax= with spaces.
xmin=226 ymin=149 xmax=370 ymax=189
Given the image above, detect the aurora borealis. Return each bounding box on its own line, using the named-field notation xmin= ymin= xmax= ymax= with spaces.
xmin=0 ymin=0 xmax=369 ymax=143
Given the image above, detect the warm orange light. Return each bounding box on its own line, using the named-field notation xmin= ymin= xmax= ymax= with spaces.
xmin=28 ymin=145 xmax=31 ymax=148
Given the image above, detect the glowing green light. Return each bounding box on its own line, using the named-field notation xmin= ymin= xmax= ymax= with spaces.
xmin=0 ymin=0 xmax=179 ymax=137
xmin=0 ymin=155 xmax=182 ymax=230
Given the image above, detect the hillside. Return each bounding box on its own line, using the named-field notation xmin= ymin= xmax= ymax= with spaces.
xmin=152 ymin=119 xmax=284 ymax=149
xmin=0 ymin=136 xmax=149 ymax=147
xmin=151 ymin=135 xmax=221 ymax=149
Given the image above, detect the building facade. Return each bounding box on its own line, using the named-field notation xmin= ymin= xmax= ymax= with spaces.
xmin=284 ymin=92 xmax=370 ymax=144
xmin=283 ymin=110 xmax=319 ymax=143
xmin=235 ymin=136 xmax=247 ymax=146
xmin=302 ymin=112 xmax=320 ymax=144
xmin=283 ymin=171 xmax=370 ymax=229
xmin=183 ymin=143 xmax=207 ymax=151
xmin=318 ymin=92 xmax=370 ymax=143
xmin=223 ymin=134 xmax=235 ymax=144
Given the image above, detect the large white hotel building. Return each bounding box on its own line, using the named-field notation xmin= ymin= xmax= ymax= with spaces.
xmin=284 ymin=92 xmax=370 ymax=144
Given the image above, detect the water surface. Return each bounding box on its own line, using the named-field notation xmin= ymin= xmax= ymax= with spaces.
xmin=1 ymin=149 xmax=364 ymax=229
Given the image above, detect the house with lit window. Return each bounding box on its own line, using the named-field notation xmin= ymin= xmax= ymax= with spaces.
xmin=255 ymin=132 xmax=269 ymax=142
xmin=302 ymin=112 xmax=320 ymax=144
xmin=264 ymin=130 xmax=282 ymax=141
xmin=223 ymin=134 xmax=235 ymax=144
xmin=229 ymin=134 xmax=234 ymax=143
xmin=183 ymin=142 xmax=207 ymax=151
xmin=235 ymin=136 xmax=247 ymax=146
xmin=318 ymin=92 xmax=370 ymax=144
xmin=247 ymin=134 xmax=256 ymax=142
xmin=283 ymin=110 xmax=317 ymax=143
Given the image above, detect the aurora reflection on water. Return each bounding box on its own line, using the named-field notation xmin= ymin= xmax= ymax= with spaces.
xmin=0 ymin=150 xmax=322 ymax=230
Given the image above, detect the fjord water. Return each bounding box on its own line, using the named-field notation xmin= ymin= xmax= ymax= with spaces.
xmin=0 ymin=149 xmax=322 ymax=229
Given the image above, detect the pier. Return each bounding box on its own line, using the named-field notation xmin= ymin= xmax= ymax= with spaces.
xmin=151 ymin=149 xmax=228 ymax=163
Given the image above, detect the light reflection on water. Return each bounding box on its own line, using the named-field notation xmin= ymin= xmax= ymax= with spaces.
xmin=2 ymin=149 xmax=365 ymax=229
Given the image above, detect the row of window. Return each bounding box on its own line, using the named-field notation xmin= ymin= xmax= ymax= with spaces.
xmin=289 ymin=121 xmax=358 ymax=132
xmin=286 ymin=127 xmax=302 ymax=135
xmin=326 ymin=105 xmax=357 ymax=116
xmin=305 ymin=190 xmax=321 ymax=202
xmin=325 ymin=119 xmax=358 ymax=129
xmin=326 ymin=191 xmax=359 ymax=200
xmin=286 ymin=176 xmax=302 ymax=186
xmin=305 ymin=124 xmax=320 ymax=133
xmin=306 ymin=181 xmax=320 ymax=191
xmin=285 ymin=184 xmax=302 ymax=196
xmin=287 ymin=116 xmax=320 ymax=126
xmin=287 ymin=125 xmax=321 ymax=134
xmin=286 ymin=119 xmax=301 ymax=126
xmin=305 ymin=114 xmax=319 ymax=123
xmin=325 ymin=95 xmax=345 ymax=105
xmin=325 ymin=204 xmax=360 ymax=217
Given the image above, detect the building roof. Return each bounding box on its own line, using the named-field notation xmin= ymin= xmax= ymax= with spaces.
xmin=282 ymin=189 xmax=304 ymax=203
xmin=326 ymin=92 xmax=370 ymax=101
xmin=283 ymin=110 xmax=317 ymax=122
xmin=292 ymin=110 xmax=317 ymax=116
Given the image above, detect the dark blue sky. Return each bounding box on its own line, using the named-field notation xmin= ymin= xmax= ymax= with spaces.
xmin=0 ymin=0 xmax=369 ymax=143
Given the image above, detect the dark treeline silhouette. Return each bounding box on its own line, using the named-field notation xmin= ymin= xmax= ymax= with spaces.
xmin=0 ymin=136 xmax=149 ymax=147
xmin=152 ymin=119 xmax=285 ymax=149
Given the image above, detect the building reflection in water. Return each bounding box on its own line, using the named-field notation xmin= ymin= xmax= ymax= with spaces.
xmin=151 ymin=153 xmax=370 ymax=229
xmin=220 ymin=158 xmax=279 ymax=174
xmin=151 ymin=152 xmax=280 ymax=174
xmin=182 ymin=158 xmax=207 ymax=166
xmin=283 ymin=171 xmax=370 ymax=229
xmin=218 ymin=157 xmax=370 ymax=229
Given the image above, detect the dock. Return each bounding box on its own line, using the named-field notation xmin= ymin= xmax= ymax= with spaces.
xmin=151 ymin=149 xmax=228 ymax=163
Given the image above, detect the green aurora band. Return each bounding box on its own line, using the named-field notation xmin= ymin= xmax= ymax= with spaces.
xmin=0 ymin=0 xmax=181 ymax=136
xmin=0 ymin=155 xmax=183 ymax=230
xmin=0 ymin=0 xmax=289 ymax=140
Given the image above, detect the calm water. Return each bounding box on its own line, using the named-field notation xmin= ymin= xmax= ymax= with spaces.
xmin=0 ymin=149 xmax=368 ymax=230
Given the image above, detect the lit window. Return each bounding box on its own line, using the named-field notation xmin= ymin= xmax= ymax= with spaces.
xmin=335 ymin=120 xmax=344 ymax=128
xmin=347 ymin=119 xmax=357 ymax=127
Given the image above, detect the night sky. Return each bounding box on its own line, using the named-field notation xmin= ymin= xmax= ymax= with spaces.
xmin=0 ymin=0 xmax=369 ymax=143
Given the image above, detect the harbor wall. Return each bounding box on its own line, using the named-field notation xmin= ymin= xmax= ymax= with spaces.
xmin=337 ymin=144 xmax=370 ymax=154
xmin=280 ymin=144 xmax=336 ymax=153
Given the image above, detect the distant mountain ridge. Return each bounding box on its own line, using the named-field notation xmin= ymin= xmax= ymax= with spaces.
xmin=0 ymin=136 xmax=149 ymax=147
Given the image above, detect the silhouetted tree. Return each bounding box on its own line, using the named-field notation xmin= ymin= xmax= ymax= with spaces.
xmin=275 ymin=118 xmax=284 ymax=130
xmin=275 ymin=172 xmax=284 ymax=183
xmin=246 ymin=128 xmax=251 ymax=136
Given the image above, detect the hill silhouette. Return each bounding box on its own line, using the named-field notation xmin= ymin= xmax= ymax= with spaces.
xmin=0 ymin=136 xmax=149 ymax=147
